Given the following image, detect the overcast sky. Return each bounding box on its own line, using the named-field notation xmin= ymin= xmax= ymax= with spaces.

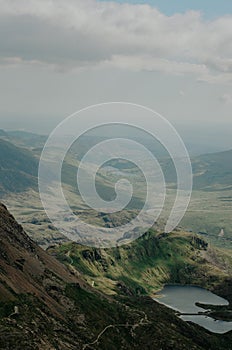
xmin=0 ymin=0 xmax=231 ymax=146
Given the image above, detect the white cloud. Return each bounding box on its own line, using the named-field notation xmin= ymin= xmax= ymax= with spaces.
xmin=0 ymin=0 xmax=232 ymax=82
xmin=101 ymin=55 xmax=209 ymax=76
xmin=220 ymin=93 xmax=232 ymax=104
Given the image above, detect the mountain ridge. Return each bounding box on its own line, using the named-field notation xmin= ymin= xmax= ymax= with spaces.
xmin=49 ymin=229 xmax=232 ymax=301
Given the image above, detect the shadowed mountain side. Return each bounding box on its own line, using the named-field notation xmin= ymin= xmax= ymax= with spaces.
xmin=192 ymin=150 xmax=232 ymax=190
xmin=0 ymin=139 xmax=38 ymax=194
xmin=162 ymin=149 xmax=232 ymax=190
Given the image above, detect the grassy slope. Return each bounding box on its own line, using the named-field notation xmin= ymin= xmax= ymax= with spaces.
xmin=50 ymin=230 xmax=230 ymax=297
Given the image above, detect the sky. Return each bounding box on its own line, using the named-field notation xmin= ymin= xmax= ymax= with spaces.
xmin=0 ymin=0 xmax=231 ymax=150
xmin=99 ymin=0 xmax=232 ymax=19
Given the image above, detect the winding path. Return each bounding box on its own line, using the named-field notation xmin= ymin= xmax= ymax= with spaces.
xmin=82 ymin=311 xmax=149 ymax=349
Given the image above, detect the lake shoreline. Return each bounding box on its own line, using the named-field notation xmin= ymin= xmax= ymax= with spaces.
xmin=153 ymin=284 xmax=232 ymax=334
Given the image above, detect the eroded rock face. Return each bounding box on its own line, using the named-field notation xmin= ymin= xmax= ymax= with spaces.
xmin=0 ymin=203 xmax=35 ymax=254
xmin=0 ymin=203 xmax=80 ymax=307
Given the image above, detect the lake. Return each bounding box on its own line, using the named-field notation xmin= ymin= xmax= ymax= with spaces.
xmin=154 ymin=285 xmax=232 ymax=334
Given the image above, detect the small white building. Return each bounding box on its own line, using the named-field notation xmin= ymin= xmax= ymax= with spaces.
xmin=218 ymin=229 xmax=224 ymax=238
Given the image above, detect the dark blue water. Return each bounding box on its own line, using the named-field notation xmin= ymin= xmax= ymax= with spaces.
xmin=154 ymin=285 xmax=232 ymax=334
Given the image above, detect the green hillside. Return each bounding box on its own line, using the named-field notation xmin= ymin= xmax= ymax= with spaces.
xmin=192 ymin=150 xmax=232 ymax=190
xmin=0 ymin=139 xmax=38 ymax=194
xmin=1 ymin=130 xmax=47 ymax=149
xmin=49 ymin=229 xmax=232 ymax=298
xmin=160 ymin=149 xmax=232 ymax=191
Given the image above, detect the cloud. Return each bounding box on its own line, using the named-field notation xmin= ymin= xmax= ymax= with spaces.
xmin=0 ymin=0 xmax=232 ymax=82
xmin=101 ymin=55 xmax=209 ymax=76
xmin=220 ymin=93 xmax=232 ymax=104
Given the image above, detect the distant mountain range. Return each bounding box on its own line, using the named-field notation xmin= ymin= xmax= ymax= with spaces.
xmin=0 ymin=129 xmax=231 ymax=194
xmin=0 ymin=139 xmax=38 ymax=194
xmin=0 ymin=129 xmax=47 ymax=149
xmin=192 ymin=150 xmax=232 ymax=190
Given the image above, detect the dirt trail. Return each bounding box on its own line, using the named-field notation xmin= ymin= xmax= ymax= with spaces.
xmin=82 ymin=310 xmax=149 ymax=349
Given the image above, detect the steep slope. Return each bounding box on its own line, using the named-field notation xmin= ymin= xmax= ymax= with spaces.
xmin=1 ymin=204 xmax=232 ymax=349
xmin=0 ymin=203 xmax=88 ymax=329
